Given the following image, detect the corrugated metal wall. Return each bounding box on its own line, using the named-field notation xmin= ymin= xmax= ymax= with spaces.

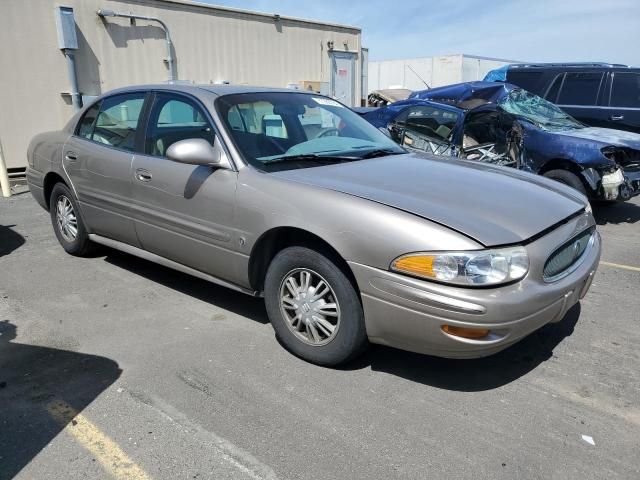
xmin=0 ymin=0 xmax=361 ymax=168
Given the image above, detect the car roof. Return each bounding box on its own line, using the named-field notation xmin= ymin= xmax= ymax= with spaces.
xmin=411 ymin=81 xmax=516 ymax=110
xmin=100 ymin=83 xmax=319 ymax=98
xmin=506 ymin=63 xmax=638 ymax=72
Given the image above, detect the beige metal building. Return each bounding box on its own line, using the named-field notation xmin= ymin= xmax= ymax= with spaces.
xmin=0 ymin=0 xmax=363 ymax=170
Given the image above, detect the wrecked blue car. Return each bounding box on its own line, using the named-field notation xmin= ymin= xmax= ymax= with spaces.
xmin=360 ymin=81 xmax=640 ymax=201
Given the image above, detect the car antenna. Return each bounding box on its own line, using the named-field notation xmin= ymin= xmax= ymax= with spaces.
xmin=405 ymin=64 xmax=430 ymax=89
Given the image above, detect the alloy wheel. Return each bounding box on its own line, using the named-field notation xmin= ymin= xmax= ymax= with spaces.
xmin=56 ymin=195 xmax=78 ymax=242
xmin=279 ymin=268 xmax=341 ymax=346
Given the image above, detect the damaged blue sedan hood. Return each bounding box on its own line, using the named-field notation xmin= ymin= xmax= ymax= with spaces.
xmin=554 ymin=127 xmax=640 ymax=149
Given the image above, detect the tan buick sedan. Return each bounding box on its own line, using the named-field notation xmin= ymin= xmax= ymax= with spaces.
xmin=26 ymin=84 xmax=600 ymax=366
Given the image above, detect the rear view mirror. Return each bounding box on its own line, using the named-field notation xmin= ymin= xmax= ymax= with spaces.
xmin=166 ymin=138 xmax=219 ymax=165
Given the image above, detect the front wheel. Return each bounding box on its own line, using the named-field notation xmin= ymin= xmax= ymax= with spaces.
xmin=264 ymin=247 xmax=368 ymax=366
xmin=542 ymin=169 xmax=587 ymax=196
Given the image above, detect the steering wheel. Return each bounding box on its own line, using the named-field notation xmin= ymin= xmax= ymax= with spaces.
xmin=317 ymin=128 xmax=340 ymax=138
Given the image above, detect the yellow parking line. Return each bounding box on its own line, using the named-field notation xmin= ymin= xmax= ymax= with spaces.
xmin=47 ymin=400 xmax=152 ymax=480
xmin=600 ymin=261 xmax=640 ymax=273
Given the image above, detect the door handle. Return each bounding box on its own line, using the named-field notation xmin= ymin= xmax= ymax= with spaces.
xmin=64 ymin=152 xmax=78 ymax=162
xmin=609 ymin=114 xmax=624 ymax=121
xmin=135 ymin=169 xmax=152 ymax=182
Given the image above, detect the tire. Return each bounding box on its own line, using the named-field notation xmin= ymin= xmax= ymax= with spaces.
xmin=543 ymin=169 xmax=587 ymax=196
xmin=264 ymin=246 xmax=368 ymax=366
xmin=49 ymin=183 xmax=94 ymax=256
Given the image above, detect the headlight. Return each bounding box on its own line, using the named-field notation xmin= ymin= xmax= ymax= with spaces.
xmin=391 ymin=246 xmax=529 ymax=286
xmin=584 ymin=202 xmax=592 ymax=215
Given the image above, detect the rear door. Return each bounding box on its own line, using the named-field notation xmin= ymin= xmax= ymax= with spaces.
xmin=63 ymin=92 xmax=147 ymax=246
xmin=130 ymin=91 xmax=242 ymax=282
xmin=605 ymin=71 xmax=640 ymax=133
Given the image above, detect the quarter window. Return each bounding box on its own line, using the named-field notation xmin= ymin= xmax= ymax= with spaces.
xmin=610 ymin=73 xmax=640 ymax=108
xmin=145 ymin=95 xmax=214 ymax=157
xmin=557 ymin=72 xmax=603 ymax=106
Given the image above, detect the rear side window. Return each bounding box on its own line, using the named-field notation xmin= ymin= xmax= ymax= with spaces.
xmin=78 ymin=93 xmax=146 ymax=151
xmin=611 ymin=73 xmax=640 ymax=108
xmin=557 ymin=72 xmax=603 ymax=106
xmin=145 ymin=94 xmax=214 ymax=157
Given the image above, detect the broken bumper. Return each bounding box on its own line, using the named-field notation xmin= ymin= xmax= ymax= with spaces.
xmin=599 ymin=167 xmax=640 ymax=201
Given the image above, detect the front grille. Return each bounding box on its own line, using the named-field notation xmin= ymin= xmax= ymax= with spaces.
xmin=543 ymin=228 xmax=593 ymax=281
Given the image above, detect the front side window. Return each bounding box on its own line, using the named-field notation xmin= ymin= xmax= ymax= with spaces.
xmin=216 ymin=93 xmax=404 ymax=171
xmin=610 ymin=73 xmax=640 ymax=108
xmin=145 ymin=95 xmax=214 ymax=157
xmin=506 ymin=70 xmax=545 ymax=96
xmin=90 ymin=93 xmax=145 ymax=151
xmin=557 ymin=72 xmax=603 ymax=106
xmin=544 ymin=74 xmax=564 ymax=103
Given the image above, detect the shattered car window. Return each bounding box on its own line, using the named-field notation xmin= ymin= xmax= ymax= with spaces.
xmin=498 ymin=89 xmax=584 ymax=131
xmin=403 ymin=106 xmax=459 ymax=141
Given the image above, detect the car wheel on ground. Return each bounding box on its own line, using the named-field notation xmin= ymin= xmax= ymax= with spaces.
xmin=49 ymin=183 xmax=94 ymax=256
xmin=264 ymin=246 xmax=368 ymax=366
xmin=543 ymin=169 xmax=587 ymax=196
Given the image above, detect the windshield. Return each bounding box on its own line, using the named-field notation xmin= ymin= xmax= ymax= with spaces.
xmin=216 ymin=92 xmax=405 ymax=171
xmin=498 ymin=89 xmax=584 ymax=131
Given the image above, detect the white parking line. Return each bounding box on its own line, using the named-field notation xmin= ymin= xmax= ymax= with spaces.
xmin=600 ymin=261 xmax=640 ymax=273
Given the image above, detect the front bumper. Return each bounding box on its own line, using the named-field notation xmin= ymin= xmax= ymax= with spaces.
xmin=349 ymin=212 xmax=601 ymax=359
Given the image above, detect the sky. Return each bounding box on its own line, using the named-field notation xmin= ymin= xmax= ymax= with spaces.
xmin=199 ymin=0 xmax=640 ymax=65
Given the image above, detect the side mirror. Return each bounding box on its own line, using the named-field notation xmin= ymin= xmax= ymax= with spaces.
xmin=166 ymin=138 xmax=219 ymax=166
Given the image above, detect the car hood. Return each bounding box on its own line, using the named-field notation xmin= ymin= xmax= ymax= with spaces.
xmin=556 ymin=126 xmax=640 ymax=149
xmin=273 ymin=153 xmax=586 ymax=247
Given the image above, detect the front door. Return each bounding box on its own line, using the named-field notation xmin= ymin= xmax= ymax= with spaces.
xmin=130 ymin=92 xmax=241 ymax=282
xmin=63 ymin=92 xmax=146 ymax=246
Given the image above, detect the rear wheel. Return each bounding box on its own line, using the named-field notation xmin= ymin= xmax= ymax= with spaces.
xmin=49 ymin=183 xmax=94 ymax=256
xmin=543 ymin=169 xmax=587 ymax=196
xmin=264 ymin=246 xmax=368 ymax=366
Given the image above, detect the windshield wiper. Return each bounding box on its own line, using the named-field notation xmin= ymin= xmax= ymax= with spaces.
xmin=262 ymin=154 xmax=361 ymax=165
xmin=358 ymin=149 xmax=404 ymax=159
xmin=262 ymin=149 xmax=404 ymax=166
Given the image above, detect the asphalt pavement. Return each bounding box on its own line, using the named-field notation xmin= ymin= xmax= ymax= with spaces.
xmin=1 ymin=187 xmax=639 ymax=480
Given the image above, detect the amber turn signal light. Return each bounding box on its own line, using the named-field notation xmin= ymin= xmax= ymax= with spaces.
xmin=441 ymin=325 xmax=490 ymax=339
